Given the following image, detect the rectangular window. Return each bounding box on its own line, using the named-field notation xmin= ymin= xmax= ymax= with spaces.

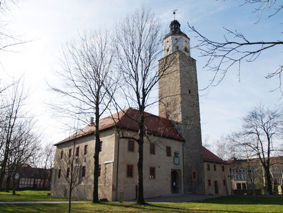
xmin=99 ymin=165 xmax=101 ymax=177
xmin=208 ymin=179 xmax=211 ymax=186
xmin=207 ymin=164 xmax=210 ymax=171
xmin=67 ymin=168 xmax=70 ymax=178
xmin=223 ymin=180 xmax=226 ymax=187
xmin=84 ymin=145 xmax=88 ymax=155
xmin=166 ymin=146 xmax=171 ymax=157
xmin=69 ymin=149 xmax=72 ymax=158
xmin=149 ymin=167 xmax=155 ymax=179
xmin=192 ymin=171 xmax=197 ymax=180
xmin=82 ymin=166 xmax=86 ymax=177
xmin=214 ymin=165 xmax=217 ymax=171
xmin=60 ymin=151 xmax=63 ymax=159
xmin=58 ymin=169 xmax=61 ymax=178
xmin=100 ymin=141 xmax=103 ymax=152
xmin=128 ymin=140 xmax=134 ymax=152
xmin=75 ymin=146 xmax=79 ymax=157
xmin=126 ymin=165 xmax=133 ymax=178
xmin=222 ymin=165 xmax=225 ymax=172
xmin=150 ymin=143 xmax=155 ymax=155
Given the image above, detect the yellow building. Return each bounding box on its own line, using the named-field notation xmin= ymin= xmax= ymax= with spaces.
xmin=203 ymin=147 xmax=231 ymax=196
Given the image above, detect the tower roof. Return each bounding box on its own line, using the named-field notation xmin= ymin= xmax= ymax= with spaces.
xmin=164 ymin=20 xmax=189 ymax=40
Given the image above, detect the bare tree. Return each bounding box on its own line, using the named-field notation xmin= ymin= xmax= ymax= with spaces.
xmin=215 ymin=137 xmax=237 ymax=161
xmin=230 ymin=105 xmax=283 ymax=195
xmin=50 ymin=30 xmax=116 ymax=203
xmin=6 ymin=119 xmax=41 ymax=194
xmin=113 ymin=8 xmax=175 ymax=204
xmin=0 ymin=79 xmax=27 ymax=189
xmin=188 ymin=0 xmax=283 ymax=89
xmin=35 ymin=143 xmax=55 ymax=189
xmin=55 ymin=140 xmax=85 ymax=213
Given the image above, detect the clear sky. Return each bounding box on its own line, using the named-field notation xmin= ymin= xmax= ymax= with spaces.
xmin=1 ymin=0 xmax=282 ymax=148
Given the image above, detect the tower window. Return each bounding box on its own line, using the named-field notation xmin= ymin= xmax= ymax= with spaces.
xmin=192 ymin=171 xmax=197 ymax=180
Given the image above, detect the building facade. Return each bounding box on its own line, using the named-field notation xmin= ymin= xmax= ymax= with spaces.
xmin=229 ymin=157 xmax=283 ymax=194
xmin=51 ymin=19 xmax=206 ymax=200
xmin=202 ymin=147 xmax=231 ymax=196
xmin=51 ymin=109 xmax=185 ymax=201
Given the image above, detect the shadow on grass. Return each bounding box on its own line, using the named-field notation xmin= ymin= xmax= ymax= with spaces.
xmin=101 ymin=202 xmax=245 ymax=212
xmin=197 ymin=195 xmax=283 ymax=205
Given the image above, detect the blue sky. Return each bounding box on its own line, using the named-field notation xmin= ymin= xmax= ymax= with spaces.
xmin=1 ymin=0 xmax=281 ymax=148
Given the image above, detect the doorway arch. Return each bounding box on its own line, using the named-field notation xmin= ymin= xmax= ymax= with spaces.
xmin=171 ymin=170 xmax=180 ymax=193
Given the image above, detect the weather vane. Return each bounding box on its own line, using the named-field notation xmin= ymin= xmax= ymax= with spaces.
xmin=173 ymin=9 xmax=178 ymax=20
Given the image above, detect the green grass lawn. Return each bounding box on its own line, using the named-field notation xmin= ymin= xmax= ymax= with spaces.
xmin=0 ymin=190 xmax=80 ymax=201
xmin=0 ymin=190 xmax=283 ymax=212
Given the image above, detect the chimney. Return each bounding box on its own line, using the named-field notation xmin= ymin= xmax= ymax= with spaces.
xmin=90 ymin=117 xmax=94 ymax=125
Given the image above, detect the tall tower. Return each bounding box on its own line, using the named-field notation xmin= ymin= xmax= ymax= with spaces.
xmin=159 ymin=20 xmax=205 ymax=194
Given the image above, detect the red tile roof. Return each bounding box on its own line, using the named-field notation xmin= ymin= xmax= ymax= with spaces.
xmin=202 ymin=146 xmax=225 ymax=164
xmin=55 ymin=108 xmax=184 ymax=146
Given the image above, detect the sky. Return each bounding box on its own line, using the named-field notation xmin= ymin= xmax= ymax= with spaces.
xmin=1 ymin=0 xmax=282 ymax=150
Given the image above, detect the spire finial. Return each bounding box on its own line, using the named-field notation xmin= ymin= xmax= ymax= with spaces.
xmin=173 ymin=9 xmax=177 ymax=20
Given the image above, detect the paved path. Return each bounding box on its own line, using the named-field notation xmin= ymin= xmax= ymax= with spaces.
xmin=0 ymin=201 xmax=89 ymax=204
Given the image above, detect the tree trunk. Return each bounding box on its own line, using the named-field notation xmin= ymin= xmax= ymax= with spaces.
xmin=93 ymin=99 xmax=100 ymax=203
xmin=265 ymin=166 xmax=273 ymax=195
xmin=5 ymin=174 xmax=11 ymax=192
xmin=136 ymin=110 xmax=146 ymax=205
xmin=12 ymin=174 xmax=16 ymax=195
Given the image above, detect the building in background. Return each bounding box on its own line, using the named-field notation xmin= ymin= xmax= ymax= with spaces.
xmin=229 ymin=157 xmax=283 ymax=195
xmin=203 ymin=147 xmax=231 ymax=196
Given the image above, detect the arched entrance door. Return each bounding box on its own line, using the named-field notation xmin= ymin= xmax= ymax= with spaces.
xmin=171 ymin=170 xmax=179 ymax=193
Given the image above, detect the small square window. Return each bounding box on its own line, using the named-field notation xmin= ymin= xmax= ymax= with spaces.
xmin=166 ymin=146 xmax=171 ymax=157
xmin=149 ymin=167 xmax=155 ymax=179
xmin=127 ymin=165 xmax=134 ymax=178
xmin=150 ymin=143 xmax=155 ymax=155
xmin=128 ymin=140 xmax=135 ymax=152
